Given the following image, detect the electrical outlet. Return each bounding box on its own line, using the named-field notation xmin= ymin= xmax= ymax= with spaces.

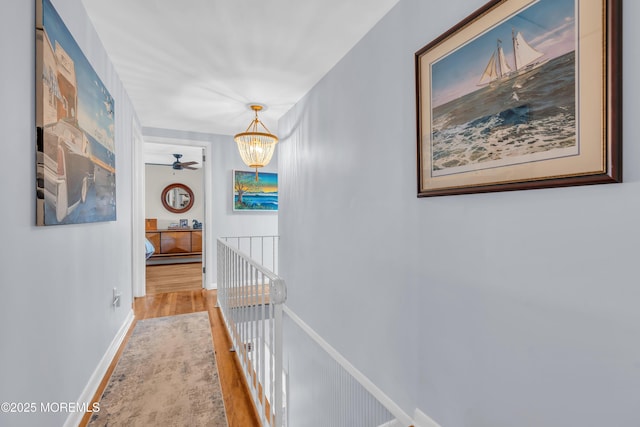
xmin=113 ymin=288 xmax=122 ymax=307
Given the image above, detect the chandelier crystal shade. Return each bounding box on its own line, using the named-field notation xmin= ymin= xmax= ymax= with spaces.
xmin=234 ymin=105 xmax=278 ymax=180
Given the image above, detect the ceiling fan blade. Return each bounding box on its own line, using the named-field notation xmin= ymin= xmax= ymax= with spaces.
xmin=184 ymin=165 xmax=198 ymax=170
xmin=180 ymin=161 xmax=198 ymax=167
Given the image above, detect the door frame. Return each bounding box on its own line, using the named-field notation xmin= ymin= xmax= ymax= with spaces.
xmin=132 ymin=134 xmax=214 ymax=297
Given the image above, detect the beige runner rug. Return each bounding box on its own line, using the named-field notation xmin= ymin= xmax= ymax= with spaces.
xmin=89 ymin=312 xmax=228 ymax=426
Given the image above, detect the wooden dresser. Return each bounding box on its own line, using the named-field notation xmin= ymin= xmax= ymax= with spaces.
xmin=145 ymin=229 xmax=202 ymax=258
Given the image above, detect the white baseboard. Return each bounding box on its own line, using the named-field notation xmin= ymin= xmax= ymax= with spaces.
xmin=413 ymin=408 xmax=442 ymax=427
xmin=64 ymin=310 xmax=134 ymax=427
xmin=206 ymin=282 xmax=217 ymax=290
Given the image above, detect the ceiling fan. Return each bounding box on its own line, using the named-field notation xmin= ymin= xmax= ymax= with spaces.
xmin=171 ymin=153 xmax=198 ymax=170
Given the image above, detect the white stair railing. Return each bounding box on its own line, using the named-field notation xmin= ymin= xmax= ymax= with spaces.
xmin=217 ymin=237 xmax=286 ymax=426
xmin=217 ymin=236 xmax=413 ymax=426
xmin=283 ymin=307 xmax=413 ymax=426
xmin=220 ymin=235 xmax=279 ymax=274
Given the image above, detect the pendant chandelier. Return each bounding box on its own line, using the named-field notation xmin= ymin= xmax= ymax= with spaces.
xmin=233 ymin=104 xmax=278 ymax=180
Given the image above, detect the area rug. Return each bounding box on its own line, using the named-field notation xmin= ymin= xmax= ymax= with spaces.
xmin=89 ymin=312 xmax=228 ymax=426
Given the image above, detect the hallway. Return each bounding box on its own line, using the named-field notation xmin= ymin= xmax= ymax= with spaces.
xmin=80 ymin=290 xmax=260 ymax=427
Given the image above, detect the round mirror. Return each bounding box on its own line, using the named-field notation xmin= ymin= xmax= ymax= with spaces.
xmin=161 ymin=183 xmax=194 ymax=213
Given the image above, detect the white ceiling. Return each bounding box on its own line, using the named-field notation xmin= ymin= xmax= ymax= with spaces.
xmin=81 ymin=0 xmax=400 ymax=136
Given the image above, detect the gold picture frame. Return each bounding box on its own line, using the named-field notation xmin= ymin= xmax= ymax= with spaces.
xmin=415 ymin=0 xmax=621 ymax=197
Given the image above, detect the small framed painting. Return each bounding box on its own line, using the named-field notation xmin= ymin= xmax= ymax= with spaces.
xmin=415 ymin=0 xmax=621 ymax=196
xmin=233 ymin=170 xmax=278 ymax=211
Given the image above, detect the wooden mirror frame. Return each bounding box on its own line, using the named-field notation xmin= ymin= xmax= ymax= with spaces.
xmin=161 ymin=183 xmax=194 ymax=213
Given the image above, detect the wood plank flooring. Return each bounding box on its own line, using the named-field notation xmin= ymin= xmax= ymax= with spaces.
xmin=145 ymin=262 xmax=203 ymax=294
xmin=80 ymin=289 xmax=261 ymax=427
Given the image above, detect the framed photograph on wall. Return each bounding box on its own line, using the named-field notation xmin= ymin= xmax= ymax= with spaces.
xmin=415 ymin=0 xmax=621 ymax=197
xmin=233 ymin=170 xmax=278 ymax=211
xmin=36 ymin=0 xmax=117 ymax=224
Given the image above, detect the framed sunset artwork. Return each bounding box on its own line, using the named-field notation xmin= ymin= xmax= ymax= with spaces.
xmin=233 ymin=170 xmax=278 ymax=211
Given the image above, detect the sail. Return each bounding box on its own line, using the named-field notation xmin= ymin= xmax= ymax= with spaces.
xmin=497 ymin=46 xmax=512 ymax=75
xmin=478 ymin=39 xmax=514 ymax=86
xmin=478 ymin=53 xmax=498 ymax=85
xmin=513 ymin=31 xmax=544 ymax=70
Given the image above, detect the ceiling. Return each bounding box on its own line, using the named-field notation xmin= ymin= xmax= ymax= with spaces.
xmin=81 ymin=0 xmax=400 ymax=137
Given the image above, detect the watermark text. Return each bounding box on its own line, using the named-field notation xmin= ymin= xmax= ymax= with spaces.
xmin=1 ymin=401 xmax=99 ymax=414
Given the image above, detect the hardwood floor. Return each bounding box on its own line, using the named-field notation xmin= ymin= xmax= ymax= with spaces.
xmin=80 ymin=289 xmax=261 ymax=427
xmin=145 ymin=262 xmax=203 ymax=294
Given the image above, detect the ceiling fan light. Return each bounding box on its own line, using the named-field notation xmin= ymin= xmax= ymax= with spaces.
xmin=170 ymin=152 xmax=199 ymax=170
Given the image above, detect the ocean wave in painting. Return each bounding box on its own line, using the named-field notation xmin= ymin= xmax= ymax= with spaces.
xmin=431 ymin=51 xmax=576 ymax=176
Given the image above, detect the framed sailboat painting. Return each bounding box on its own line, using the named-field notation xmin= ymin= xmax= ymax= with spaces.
xmin=415 ymin=0 xmax=621 ymax=197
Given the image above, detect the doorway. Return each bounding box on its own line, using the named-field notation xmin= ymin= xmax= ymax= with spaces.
xmin=132 ymin=135 xmax=214 ymax=297
xmin=144 ymin=144 xmax=204 ymax=294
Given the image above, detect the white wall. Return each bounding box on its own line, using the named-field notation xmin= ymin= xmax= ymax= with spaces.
xmin=278 ymin=0 xmax=640 ymax=426
xmin=143 ymin=128 xmax=278 ymax=286
xmin=145 ymin=164 xmax=204 ymax=230
xmin=0 ymin=0 xmax=137 ymax=426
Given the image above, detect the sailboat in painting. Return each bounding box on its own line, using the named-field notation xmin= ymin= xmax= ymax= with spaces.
xmin=478 ymin=29 xmax=546 ymax=86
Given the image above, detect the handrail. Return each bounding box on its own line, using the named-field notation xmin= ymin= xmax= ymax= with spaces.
xmin=217 ymin=238 xmax=285 ymax=426
xmin=283 ymin=306 xmax=413 ymax=426
xmin=220 ymin=235 xmax=279 ymax=275
xmin=217 ymin=235 xmax=414 ymax=426
xmin=219 ymin=240 xmax=279 ymax=281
